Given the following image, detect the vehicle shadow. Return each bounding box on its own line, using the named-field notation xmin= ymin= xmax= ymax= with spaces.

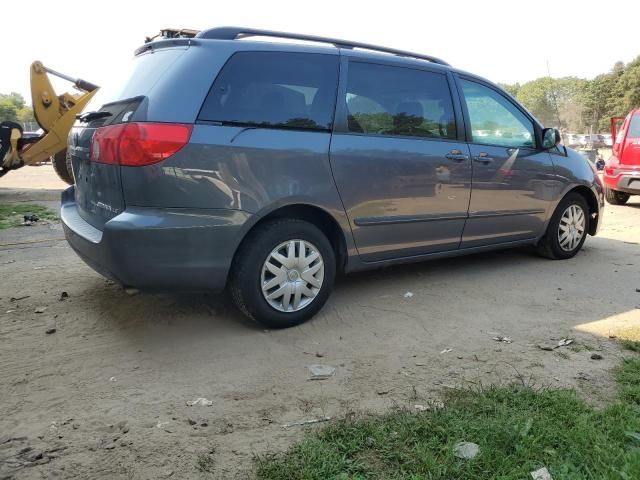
xmin=85 ymin=231 xmax=639 ymax=353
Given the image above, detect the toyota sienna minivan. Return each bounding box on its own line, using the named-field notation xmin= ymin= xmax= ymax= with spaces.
xmin=62 ymin=27 xmax=604 ymax=328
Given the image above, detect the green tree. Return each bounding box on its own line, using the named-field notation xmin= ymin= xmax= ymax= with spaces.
xmin=0 ymin=92 xmax=26 ymax=110
xmin=582 ymin=72 xmax=620 ymax=132
xmin=0 ymin=92 xmax=35 ymax=127
xmin=515 ymin=78 xmax=558 ymax=127
xmin=0 ymin=98 xmax=18 ymax=122
xmin=499 ymin=82 xmax=521 ymax=98
xmin=555 ymin=77 xmax=588 ymax=132
xmin=16 ymin=106 xmax=35 ymax=124
xmin=612 ymin=56 xmax=640 ymax=116
xmin=612 ymin=60 xmax=625 ymax=73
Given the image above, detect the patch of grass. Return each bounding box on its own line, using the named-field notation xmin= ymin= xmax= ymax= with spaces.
xmin=616 ymin=358 xmax=640 ymax=405
xmin=195 ymin=452 xmax=215 ymax=473
xmin=569 ymin=343 xmax=594 ymax=353
xmin=0 ymin=203 xmax=58 ymax=229
xmin=257 ymin=361 xmax=640 ymax=479
xmin=622 ymin=340 xmax=640 ymax=353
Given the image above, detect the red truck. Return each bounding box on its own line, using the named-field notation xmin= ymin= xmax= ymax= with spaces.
xmin=604 ymin=109 xmax=640 ymax=205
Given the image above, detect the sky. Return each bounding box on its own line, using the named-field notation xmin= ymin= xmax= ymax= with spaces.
xmin=3 ymin=0 xmax=640 ymax=104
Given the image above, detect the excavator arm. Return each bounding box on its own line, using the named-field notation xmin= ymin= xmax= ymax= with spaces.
xmin=0 ymin=61 xmax=99 ymax=179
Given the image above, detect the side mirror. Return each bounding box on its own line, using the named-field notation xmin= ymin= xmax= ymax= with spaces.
xmin=542 ymin=128 xmax=561 ymax=149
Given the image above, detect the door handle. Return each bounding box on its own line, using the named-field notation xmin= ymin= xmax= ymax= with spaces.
xmin=473 ymin=152 xmax=494 ymax=164
xmin=445 ymin=149 xmax=469 ymax=162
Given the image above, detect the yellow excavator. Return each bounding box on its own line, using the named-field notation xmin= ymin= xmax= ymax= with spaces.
xmin=0 ymin=61 xmax=99 ymax=183
xmin=1 ymin=29 xmax=200 ymax=183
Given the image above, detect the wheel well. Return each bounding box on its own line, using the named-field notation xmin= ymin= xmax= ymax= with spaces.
xmin=242 ymin=204 xmax=348 ymax=272
xmin=568 ymin=186 xmax=599 ymax=235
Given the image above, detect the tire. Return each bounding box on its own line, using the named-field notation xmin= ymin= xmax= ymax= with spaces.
xmin=230 ymin=218 xmax=336 ymax=328
xmin=604 ymin=188 xmax=630 ymax=205
xmin=51 ymin=149 xmax=74 ymax=185
xmin=537 ymin=193 xmax=589 ymax=260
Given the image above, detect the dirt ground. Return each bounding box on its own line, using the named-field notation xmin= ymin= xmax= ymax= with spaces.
xmin=1 ymin=166 xmax=640 ymax=479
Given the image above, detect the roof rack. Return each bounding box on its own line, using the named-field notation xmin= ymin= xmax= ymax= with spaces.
xmin=196 ymin=27 xmax=450 ymax=66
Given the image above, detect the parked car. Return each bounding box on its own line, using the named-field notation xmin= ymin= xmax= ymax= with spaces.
xmin=61 ymin=27 xmax=605 ymax=328
xmin=603 ymin=109 xmax=640 ymax=205
xmin=588 ymin=134 xmax=606 ymax=148
xmin=579 ymin=134 xmax=603 ymax=148
xmin=602 ymin=133 xmax=613 ymax=147
xmin=573 ymin=134 xmax=587 ymax=148
xmin=564 ymin=133 xmax=581 ymax=148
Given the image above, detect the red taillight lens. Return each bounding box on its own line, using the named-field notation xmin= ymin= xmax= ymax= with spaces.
xmin=90 ymin=122 xmax=192 ymax=166
xmin=604 ymin=157 xmax=619 ymax=176
xmin=91 ymin=124 xmax=125 ymax=165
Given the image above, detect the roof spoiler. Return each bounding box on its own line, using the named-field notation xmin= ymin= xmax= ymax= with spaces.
xmin=145 ymin=28 xmax=200 ymax=43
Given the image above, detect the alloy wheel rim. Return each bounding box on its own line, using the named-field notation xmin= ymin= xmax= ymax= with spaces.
xmin=261 ymin=239 xmax=324 ymax=313
xmin=558 ymin=204 xmax=586 ymax=252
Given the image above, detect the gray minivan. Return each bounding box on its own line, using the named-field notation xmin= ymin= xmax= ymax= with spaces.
xmin=62 ymin=27 xmax=604 ymax=328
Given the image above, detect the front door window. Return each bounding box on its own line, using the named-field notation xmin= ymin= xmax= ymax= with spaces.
xmin=460 ymin=79 xmax=535 ymax=149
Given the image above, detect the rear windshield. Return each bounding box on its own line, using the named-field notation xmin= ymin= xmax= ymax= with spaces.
xmin=628 ymin=113 xmax=640 ymax=138
xmin=88 ymin=47 xmax=187 ymax=110
xmin=199 ymin=52 xmax=339 ymax=131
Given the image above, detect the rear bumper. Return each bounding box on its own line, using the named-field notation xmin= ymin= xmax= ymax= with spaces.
xmin=61 ymin=186 xmax=252 ymax=291
xmin=603 ymin=171 xmax=640 ymax=194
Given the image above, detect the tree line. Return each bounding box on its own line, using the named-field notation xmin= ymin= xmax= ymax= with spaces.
xmin=499 ymin=56 xmax=640 ymax=134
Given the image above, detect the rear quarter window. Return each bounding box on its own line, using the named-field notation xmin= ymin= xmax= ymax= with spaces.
xmin=628 ymin=113 xmax=640 ymax=138
xmin=198 ymin=51 xmax=339 ymax=131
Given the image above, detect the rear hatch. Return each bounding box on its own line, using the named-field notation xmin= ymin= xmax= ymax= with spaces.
xmin=620 ymin=112 xmax=640 ymax=167
xmin=68 ymin=47 xmax=188 ymax=229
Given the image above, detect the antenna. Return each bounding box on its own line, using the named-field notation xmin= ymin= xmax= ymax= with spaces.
xmin=546 ymin=59 xmax=562 ymax=129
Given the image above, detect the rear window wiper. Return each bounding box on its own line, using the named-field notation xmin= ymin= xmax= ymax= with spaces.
xmin=76 ymin=111 xmax=112 ymax=123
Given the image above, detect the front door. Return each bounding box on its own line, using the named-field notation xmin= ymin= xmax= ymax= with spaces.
xmin=457 ymin=77 xmax=555 ymax=248
xmin=330 ymin=60 xmax=472 ymax=262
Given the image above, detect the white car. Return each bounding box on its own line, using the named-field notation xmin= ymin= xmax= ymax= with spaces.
xmin=564 ymin=134 xmax=580 ymax=147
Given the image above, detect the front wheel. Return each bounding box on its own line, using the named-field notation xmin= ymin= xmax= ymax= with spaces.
xmin=604 ymin=188 xmax=630 ymax=205
xmin=537 ymin=193 xmax=589 ymax=260
xmin=230 ymin=219 xmax=336 ymax=328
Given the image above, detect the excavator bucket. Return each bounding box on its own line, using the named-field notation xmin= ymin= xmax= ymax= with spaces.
xmin=0 ymin=61 xmax=99 ymax=178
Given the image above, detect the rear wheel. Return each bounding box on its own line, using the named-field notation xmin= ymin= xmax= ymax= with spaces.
xmin=51 ymin=149 xmax=74 ymax=185
xmin=230 ymin=218 xmax=336 ymax=328
xmin=537 ymin=193 xmax=589 ymax=260
xmin=604 ymin=188 xmax=630 ymax=205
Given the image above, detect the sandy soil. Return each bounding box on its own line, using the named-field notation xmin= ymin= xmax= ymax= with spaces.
xmin=1 ymin=164 xmax=69 ymax=191
xmin=1 ymin=168 xmax=639 ymax=479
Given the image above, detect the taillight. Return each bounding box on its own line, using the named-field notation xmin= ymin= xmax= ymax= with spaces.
xmin=91 ymin=124 xmax=126 ymax=165
xmin=90 ymin=122 xmax=192 ymax=166
xmin=604 ymin=157 xmax=619 ymax=176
